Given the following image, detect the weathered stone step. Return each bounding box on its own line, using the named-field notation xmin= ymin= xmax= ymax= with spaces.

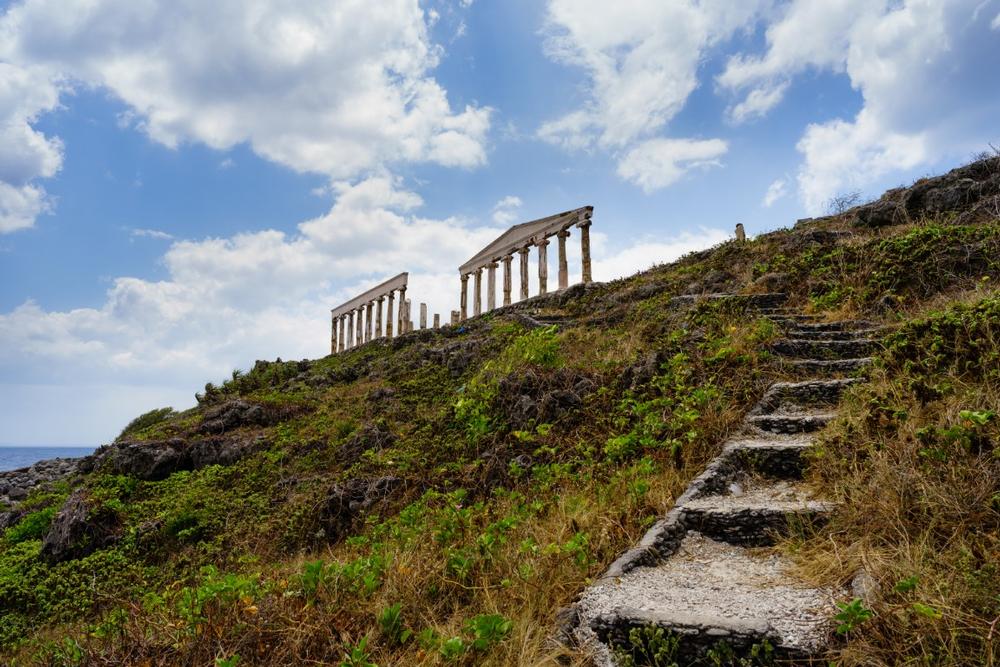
xmin=746 ymin=411 xmax=836 ymax=434
xmin=579 ymin=533 xmax=839 ymax=665
xmin=771 ymin=338 xmax=878 ymax=359
xmin=681 ymin=480 xmax=833 ymax=547
xmin=787 ymin=327 xmax=884 ymax=340
xmin=785 ymin=320 xmax=876 ymax=332
xmin=751 ymin=378 xmax=860 ymax=414
xmin=723 ymin=436 xmax=814 ymax=480
xmin=782 ymin=357 xmax=874 ymax=375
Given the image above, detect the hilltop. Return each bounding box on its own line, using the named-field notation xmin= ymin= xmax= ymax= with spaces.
xmin=1 ymin=154 xmax=998 ymax=665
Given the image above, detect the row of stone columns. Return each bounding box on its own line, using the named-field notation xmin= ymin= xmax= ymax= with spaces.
xmin=459 ymin=218 xmax=592 ymax=320
xmin=331 ymin=287 xmax=412 ymax=353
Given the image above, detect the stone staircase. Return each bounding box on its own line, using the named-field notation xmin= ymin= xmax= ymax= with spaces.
xmin=568 ymin=304 xmax=878 ymax=665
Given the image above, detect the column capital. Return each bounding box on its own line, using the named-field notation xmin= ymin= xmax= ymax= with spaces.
xmin=488 ymin=260 xmax=499 ymax=269
xmin=518 ymin=245 xmax=530 ymax=256
xmin=557 ymin=228 xmax=571 ymax=238
xmin=536 ymin=236 xmax=550 ymax=247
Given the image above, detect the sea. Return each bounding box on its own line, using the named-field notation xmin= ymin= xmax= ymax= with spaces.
xmin=0 ymin=446 xmax=96 ymax=473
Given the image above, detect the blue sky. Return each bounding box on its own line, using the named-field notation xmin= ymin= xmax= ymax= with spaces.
xmin=1 ymin=0 xmax=999 ymax=445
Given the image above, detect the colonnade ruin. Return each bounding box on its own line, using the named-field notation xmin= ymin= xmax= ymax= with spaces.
xmin=330 ymin=206 xmax=593 ymax=354
xmin=330 ymin=272 xmax=411 ymax=353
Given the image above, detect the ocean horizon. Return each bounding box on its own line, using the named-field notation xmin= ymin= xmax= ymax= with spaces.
xmin=0 ymin=445 xmax=97 ymax=473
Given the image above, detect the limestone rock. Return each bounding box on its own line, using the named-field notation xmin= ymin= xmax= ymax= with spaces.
xmin=40 ymin=489 xmax=118 ymax=563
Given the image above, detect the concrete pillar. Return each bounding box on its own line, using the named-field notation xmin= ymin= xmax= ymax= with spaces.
xmin=433 ymin=313 xmax=440 ymax=328
xmin=386 ymin=291 xmax=395 ymax=338
xmin=398 ymin=286 xmax=407 ymax=334
xmin=460 ymin=274 xmax=469 ymax=320
xmin=355 ymin=308 xmax=363 ymax=346
xmin=487 ymin=261 xmax=497 ymax=310
xmin=331 ymin=314 xmax=338 ymax=354
xmin=473 ymin=268 xmax=483 ymax=316
xmin=375 ymin=297 xmax=384 ymax=338
xmin=365 ymin=302 xmax=373 ymax=342
xmin=347 ymin=311 xmax=355 ymax=348
xmin=420 ymin=302 xmax=427 ymax=329
xmin=518 ymin=247 xmax=530 ymax=301
xmin=557 ymin=229 xmax=570 ymax=290
xmin=502 ymin=255 xmax=513 ymax=306
xmin=579 ymin=218 xmax=592 ymax=283
xmin=537 ymin=237 xmax=550 ymax=295
xmin=451 ymin=310 xmax=460 ymax=325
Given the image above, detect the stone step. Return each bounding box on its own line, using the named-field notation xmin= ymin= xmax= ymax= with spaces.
xmin=746 ymin=411 xmax=836 ymax=435
xmin=785 ymin=320 xmax=876 ymax=332
xmin=723 ymin=435 xmax=815 ymax=480
xmin=579 ymin=533 xmax=840 ymax=664
xmin=782 ymin=357 xmax=874 ymax=376
xmin=787 ymin=327 xmax=884 ymax=340
xmin=750 ymin=378 xmax=860 ymax=415
xmin=771 ymin=338 xmax=878 ymax=359
xmin=681 ymin=480 xmax=834 ymax=547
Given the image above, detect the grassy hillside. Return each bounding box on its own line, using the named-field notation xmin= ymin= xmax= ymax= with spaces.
xmin=1 ymin=156 xmax=998 ymax=665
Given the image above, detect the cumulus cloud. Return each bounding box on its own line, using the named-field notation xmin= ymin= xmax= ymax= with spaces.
xmin=617 ymin=138 xmax=728 ymax=193
xmin=0 ymin=62 xmax=63 ymax=232
xmin=0 ymin=0 xmax=491 ymax=180
xmin=720 ymin=0 xmax=1000 ymax=212
xmin=537 ymin=1 xmax=765 ymax=191
xmin=762 ymin=178 xmax=787 ymax=207
xmin=491 ymin=195 xmax=523 ymax=225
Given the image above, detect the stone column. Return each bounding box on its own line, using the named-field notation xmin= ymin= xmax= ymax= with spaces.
xmin=502 ymin=255 xmax=513 ymax=306
xmin=347 ymin=311 xmax=355 ymax=348
xmin=405 ymin=299 xmax=413 ymax=332
xmin=398 ymin=286 xmax=407 ymax=333
xmin=365 ymin=302 xmax=373 ymax=342
xmin=433 ymin=313 xmax=440 ymax=328
xmin=341 ymin=315 xmax=347 ymax=350
xmin=386 ymin=291 xmax=395 ymax=338
xmin=460 ymin=274 xmax=469 ymax=320
xmin=579 ymin=218 xmax=592 ymax=283
xmin=375 ymin=297 xmax=384 ymax=338
xmin=537 ymin=237 xmax=550 ymax=295
xmin=331 ymin=314 xmax=338 ymax=354
xmin=518 ymin=247 xmax=530 ymax=301
xmin=420 ymin=303 xmax=427 ymax=329
xmin=487 ymin=261 xmax=497 ymax=310
xmin=356 ymin=308 xmax=364 ymax=345
xmin=473 ymin=268 xmax=483 ymax=316
xmin=451 ymin=310 xmax=460 ymax=325
xmin=557 ymin=229 xmax=570 ymax=290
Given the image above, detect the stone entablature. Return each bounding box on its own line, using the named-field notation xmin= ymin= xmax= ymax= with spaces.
xmin=458 ymin=205 xmax=593 ymax=319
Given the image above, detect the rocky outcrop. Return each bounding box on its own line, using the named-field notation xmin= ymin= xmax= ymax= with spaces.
xmin=92 ymin=433 xmax=268 ymax=481
xmin=337 ymin=423 xmax=397 ymax=466
xmin=0 ymin=456 xmax=81 ymax=508
xmin=851 ymin=156 xmax=1000 ymax=227
xmin=40 ymin=489 xmax=118 ymax=563
xmin=319 ymin=476 xmax=404 ymax=542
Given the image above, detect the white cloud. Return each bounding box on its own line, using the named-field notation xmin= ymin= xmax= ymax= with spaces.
xmin=218 ymin=158 xmax=235 ymax=170
xmin=762 ymin=178 xmax=787 ymax=207
xmin=720 ymin=0 xmax=1000 ymax=212
xmin=592 ymin=228 xmax=731 ymax=282
xmin=0 ymin=0 xmax=491 ymax=180
xmin=616 ymin=138 xmax=728 ymax=193
xmin=538 ymin=0 xmax=764 ymax=190
xmin=0 ymin=62 xmax=63 ymax=232
xmin=491 ymin=195 xmax=523 ymax=225
xmin=992 ymin=12 xmax=1000 ymax=30
xmin=130 ymin=228 xmax=173 ymax=241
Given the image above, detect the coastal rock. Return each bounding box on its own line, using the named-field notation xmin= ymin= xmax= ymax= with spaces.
xmin=40 ymin=489 xmax=118 ymax=563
